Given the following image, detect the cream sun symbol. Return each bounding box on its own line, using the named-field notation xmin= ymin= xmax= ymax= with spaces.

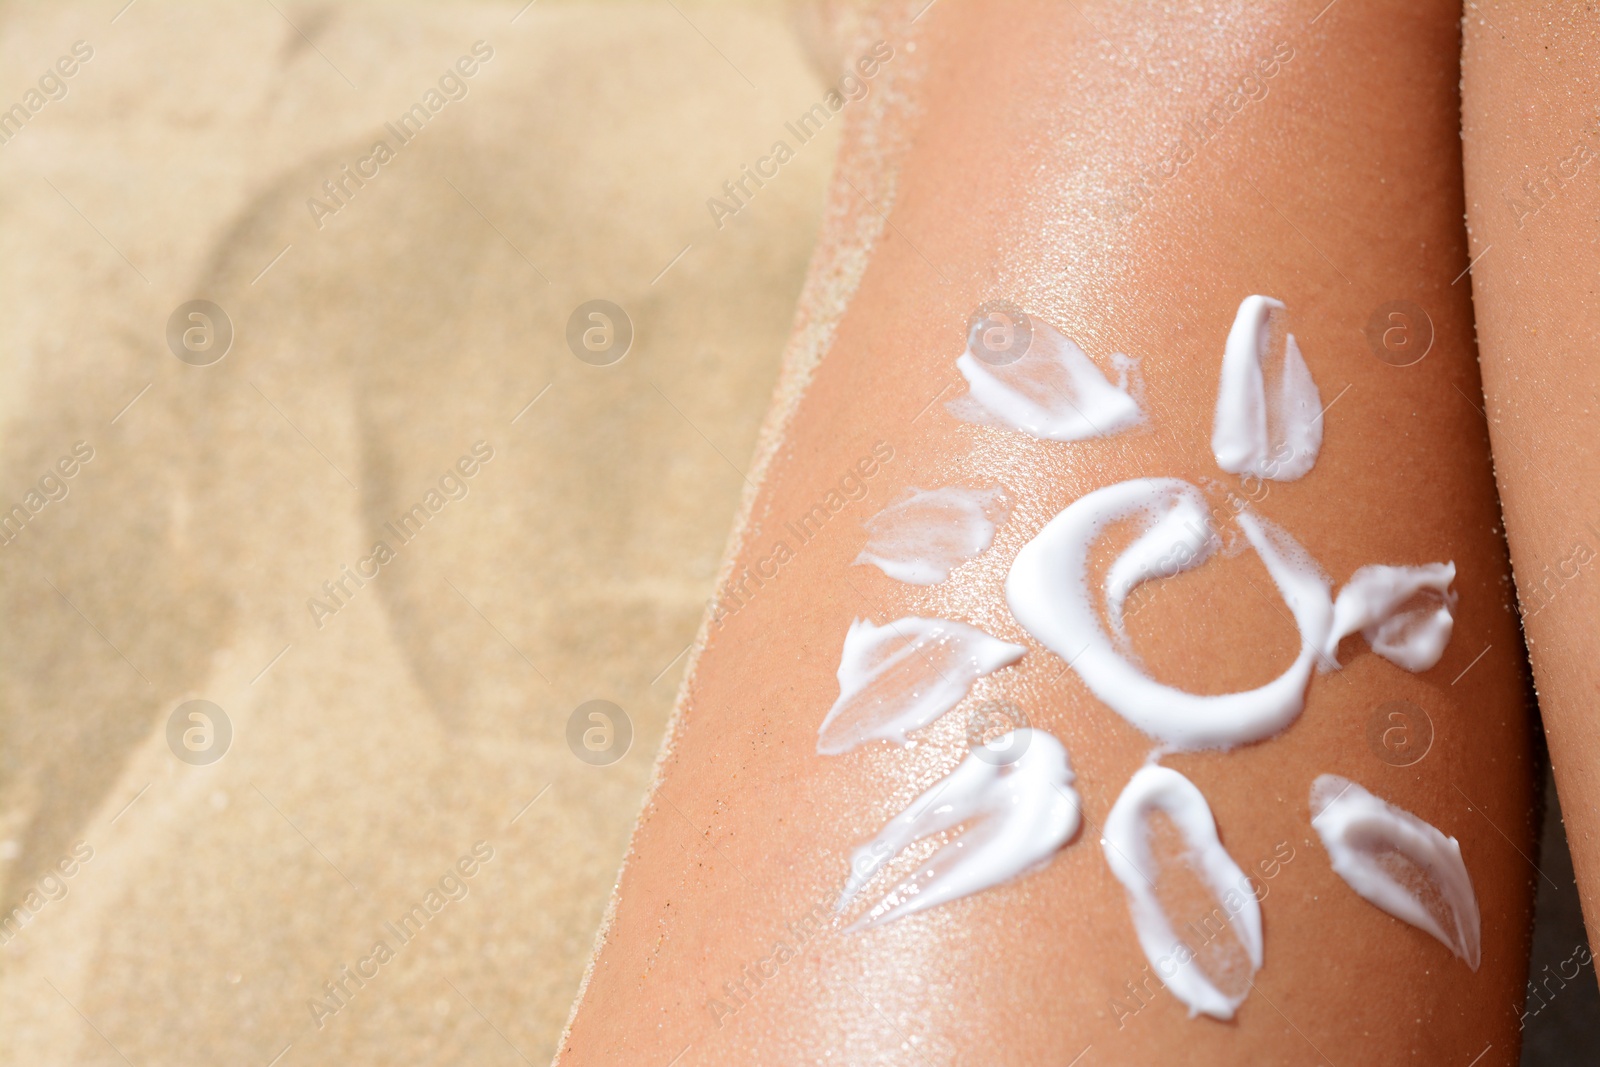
xmin=813 ymin=295 xmax=1480 ymax=1020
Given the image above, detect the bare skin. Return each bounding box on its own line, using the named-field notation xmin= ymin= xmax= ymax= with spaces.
xmin=558 ymin=2 xmax=1537 ymax=1063
xmin=1462 ymin=1 xmax=1600 ymax=969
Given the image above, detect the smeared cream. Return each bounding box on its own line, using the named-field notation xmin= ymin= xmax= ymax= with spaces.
xmin=1103 ymin=487 xmax=1217 ymax=652
xmin=947 ymin=313 xmax=1143 ymax=441
xmin=1310 ymin=775 xmax=1481 ymax=969
xmin=817 ymin=617 xmax=1026 ymax=755
xmin=1212 ymin=295 xmax=1323 ymax=481
xmin=1006 ymin=477 xmax=1334 ymax=750
xmin=1324 ymin=563 xmax=1457 ymax=672
xmin=854 ymin=485 xmax=1010 ymax=585
xmin=837 ymin=729 xmax=1080 ymax=931
xmin=1102 ymin=765 xmax=1263 ymax=1020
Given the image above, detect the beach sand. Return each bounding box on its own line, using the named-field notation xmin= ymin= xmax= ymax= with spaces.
xmin=0 ymin=3 xmax=835 ymax=1062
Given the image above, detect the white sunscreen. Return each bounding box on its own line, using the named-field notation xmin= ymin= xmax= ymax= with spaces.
xmin=817 ymin=617 xmax=1026 ymax=755
xmin=855 ymin=485 xmax=1011 ymax=585
xmin=1006 ymin=478 xmax=1334 ymax=750
xmin=1324 ymin=563 xmax=1457 ymax=672
xmin=1102 ymin=765 xmax=1264 ymax=1020
xmin=837 ymin=729 xmax=1080 ymax=931
xmin=1102 ymin=487 xmax=1218 ymax=653
xmin=1310 ymin=775 xmax=1481 ymax=969
xmin=947 ymin=313 xmax=1143 ymax=441
xmin=1212 ymin=295 xmax=1323 ymax=481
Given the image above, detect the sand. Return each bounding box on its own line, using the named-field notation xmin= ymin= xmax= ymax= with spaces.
xmin=0 ymin=2 xmax=835 ymax=1063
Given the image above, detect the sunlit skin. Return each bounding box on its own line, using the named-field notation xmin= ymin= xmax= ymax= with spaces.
xmin=1462 ymin=0 xmax=1600 ymax=983
xmin=557 ymin=3 xmax=1537 ymax=1063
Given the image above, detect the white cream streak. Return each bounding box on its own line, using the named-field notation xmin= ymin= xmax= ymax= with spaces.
xmin=1006 ymin=478 xmax=1334 ymax=750
xmin=1212 ymin=295 xmax=1323 ymax=481
xmin=854 ymin=485 xmax=1010 ymax=585
xmin=837 ymin=729 xmax=1080 ymax=931
xmin=1310 ymin=775 xmax=1481 ymax=969
xmin=817 ymin=617 xmax=1026 ymax=755
xmin=947 ymin=314 xmax=1143 ymax=441
xmin=1103 ymin=488 xmax=1218 ymax=653
xmin=1007 ymin=478 xmax=1462 ymax=748
xmin=1102 ymin=765 xmax=1263 ymax=1020
xmin=1323 ymin=563 xmax=1457 ymax=672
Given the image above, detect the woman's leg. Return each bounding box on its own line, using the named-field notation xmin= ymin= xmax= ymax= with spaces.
xmin=1462 ymin=0 xmax=1600 ymax=972
xmin=559 ymin=3 xmax=1536 ymax=1062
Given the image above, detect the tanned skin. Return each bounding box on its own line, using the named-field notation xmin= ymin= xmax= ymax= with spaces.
xmin=1462 ymin=0 xmax=1600 ymax=992
xmin=558 ymin=3 xmax=1537 ymax=1063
